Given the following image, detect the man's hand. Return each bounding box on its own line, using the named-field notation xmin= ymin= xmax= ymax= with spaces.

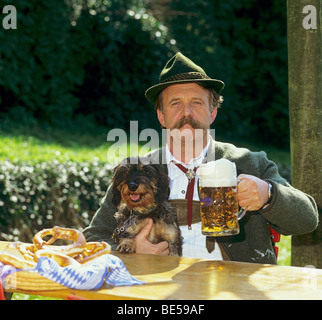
xmin=135 ymin=219 xmax=170 ymax=255
xmin=237 ymin=174 xmax=270 ymax=211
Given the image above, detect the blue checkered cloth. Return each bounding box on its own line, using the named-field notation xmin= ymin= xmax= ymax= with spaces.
xmin=0 ymin=254 xmax=144 ymax=290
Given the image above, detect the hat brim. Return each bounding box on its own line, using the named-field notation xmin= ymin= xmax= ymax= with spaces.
xmin=145 ymin=78 xmax=225 ymax=104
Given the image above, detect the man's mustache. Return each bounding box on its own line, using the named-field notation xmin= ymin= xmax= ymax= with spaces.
xmin=172 ymin=116 xmax=206 ymax=130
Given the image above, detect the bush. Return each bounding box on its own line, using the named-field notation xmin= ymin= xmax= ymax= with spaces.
xmin=0 ymin=158 xmax=291 ymax=243
xmin=0 ymin=161 xmax=114 ymax=242
xmin=1 ymin=0 xmax=290 ymax=148
xmin=0 ymin=0 xmax=176 ymax=131
xmin=147 ymin=0 xmax=289 ymax=147
xmin=72 ymin=1 xmax=176 ymax=132
xmin=0 ymin=0 xmax=81 ymax=124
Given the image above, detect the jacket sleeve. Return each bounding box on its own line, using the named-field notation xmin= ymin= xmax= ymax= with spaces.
xmin=255 ymin=152 xmax=319 ymax=235
xmin=82 ymin=184 xmax=117 ymax=249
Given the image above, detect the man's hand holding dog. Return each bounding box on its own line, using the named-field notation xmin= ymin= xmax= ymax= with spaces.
xmin=135 ymin=219 xmax=170 ymax=255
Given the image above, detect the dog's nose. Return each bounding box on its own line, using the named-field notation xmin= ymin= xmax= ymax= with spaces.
xmin=128 ymin=182 xmax=138 ymax=192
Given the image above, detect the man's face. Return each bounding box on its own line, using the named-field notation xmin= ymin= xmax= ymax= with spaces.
xmin=157 ymin=83 xmax=217 ymax=132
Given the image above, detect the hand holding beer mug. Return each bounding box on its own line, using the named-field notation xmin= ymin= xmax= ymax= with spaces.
xmin=198 ymin=159 xmax=247 ymax=236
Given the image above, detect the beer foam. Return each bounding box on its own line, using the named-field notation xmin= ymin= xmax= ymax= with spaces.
xmin=198 ymin=159 xmax=237 ymax=187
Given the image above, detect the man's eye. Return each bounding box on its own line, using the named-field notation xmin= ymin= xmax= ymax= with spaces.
xmin=193 ymin=101 xmax=202 ymax=105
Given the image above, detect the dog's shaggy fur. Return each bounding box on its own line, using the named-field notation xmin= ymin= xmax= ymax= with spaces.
xmin=111 ymin=157 xmax=182 ymax=256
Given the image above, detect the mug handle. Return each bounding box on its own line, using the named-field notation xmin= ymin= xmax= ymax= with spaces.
xmin=236 ymin=179 xmax=247 ymax=220
xmin=237 ymin=207 xmax=247 ymax=220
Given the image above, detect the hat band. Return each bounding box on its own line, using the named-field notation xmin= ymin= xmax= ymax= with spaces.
xmin=161 ymin=72 xmax=211 ymax=83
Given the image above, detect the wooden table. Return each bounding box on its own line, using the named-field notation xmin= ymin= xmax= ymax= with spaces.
xmin=1 ymin=241 xmax=322 ymax=300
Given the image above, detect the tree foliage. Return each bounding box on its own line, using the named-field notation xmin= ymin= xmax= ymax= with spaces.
xmin=0 ymin=0 xmax=176 ymax=131
xmin=147 ymin=0 xmax=289 ymax=147
xmin=0 ymin=0 xmax=289 ymax=147
xmin=0 ymin=0 xmax=80 ymax=123
xmin=71 ymin=0 xmax=176 ymax=131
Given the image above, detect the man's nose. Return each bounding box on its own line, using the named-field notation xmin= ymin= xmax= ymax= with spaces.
xmin=182 ymin=102 xmax=193 ymax=117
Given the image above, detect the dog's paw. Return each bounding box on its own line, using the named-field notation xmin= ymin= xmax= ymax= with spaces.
xmin=116 ymin=239 xmax=136 ymax=254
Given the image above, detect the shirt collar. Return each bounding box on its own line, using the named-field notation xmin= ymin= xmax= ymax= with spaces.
xmin=165 ymin=138 xmax=210 ymax=169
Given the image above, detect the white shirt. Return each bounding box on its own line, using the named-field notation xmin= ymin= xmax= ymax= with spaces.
xmin=165 ymin=142 xmax=223 ymax=260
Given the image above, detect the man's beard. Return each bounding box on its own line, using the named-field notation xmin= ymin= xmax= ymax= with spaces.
xmin=169 ymin=116 xmax=209 ymax=150
xmin=172 ymin=116 xmax=208 ymax=130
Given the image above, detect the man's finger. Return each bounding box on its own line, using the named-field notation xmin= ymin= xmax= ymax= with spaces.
xmin=157 ymin=241 xmax=170 ymax=256
xmin=136 ymin=219 xmax=153 ymax=240
xmin=237 ymin=179 xmax=250 ymax=194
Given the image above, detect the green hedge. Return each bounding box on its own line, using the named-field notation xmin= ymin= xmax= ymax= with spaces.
xmin=0 ymin=159 xmax=291 ymax=243
xmin=0 ymin=161 xmax=113 ymax=242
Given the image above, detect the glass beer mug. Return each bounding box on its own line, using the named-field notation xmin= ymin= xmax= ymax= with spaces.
xmin=198 ymin=159 xmax=246 ymax=236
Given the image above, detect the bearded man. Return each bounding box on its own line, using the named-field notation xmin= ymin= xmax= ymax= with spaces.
xmin=84 ymin=52 xmax=318 ymax=264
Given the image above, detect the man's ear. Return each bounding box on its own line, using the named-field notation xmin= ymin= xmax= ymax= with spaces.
xmin=210 ymin=107 xmax=218 ymax=125
xmin=157 ymin=109 xmax=166 ymax=128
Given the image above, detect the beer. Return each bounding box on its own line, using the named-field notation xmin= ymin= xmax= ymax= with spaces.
xmin=199 ymin=159 xmax=245 ymax=236
xmin=199 ymin=186 xmax=239 ymax=236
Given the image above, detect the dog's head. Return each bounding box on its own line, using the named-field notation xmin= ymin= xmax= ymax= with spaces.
xmin=111 ymin=157 xmax=170 ymax=213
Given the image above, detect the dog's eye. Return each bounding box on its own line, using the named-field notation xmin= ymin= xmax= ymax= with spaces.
xmin=142 ymin=169 xmax=150 ymax=176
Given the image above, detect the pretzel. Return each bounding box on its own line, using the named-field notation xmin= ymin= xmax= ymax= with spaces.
xmin=33 ymin=226 xmax=87 ymax=257
xmin=0 ymin=251 xmax=37 ymax=269
xmin=75 ymin=242 xmax=111 ymax=264
xmin=9 ymin=242 xmax=37 ymax=262
xmin=35 ymin=249 xmax=77 ymax=267
xmin=0 ymin=226 xmax=112 ymax=270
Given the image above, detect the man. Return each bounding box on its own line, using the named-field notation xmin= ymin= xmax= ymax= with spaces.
xmin=84 ymin=52 xmax=318 ymax=264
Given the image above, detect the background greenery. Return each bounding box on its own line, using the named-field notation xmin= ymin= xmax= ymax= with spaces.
xmin=0 ymin=1 xmax=292 ymax=301
xmin=0 ymin=123 xmax=291 ymax=269
xmin=0 ymin=0 xmax=289 ymax=147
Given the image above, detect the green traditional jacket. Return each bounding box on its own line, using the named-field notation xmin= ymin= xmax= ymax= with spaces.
xmin=83 ymin=138 xmax=318 ymax=264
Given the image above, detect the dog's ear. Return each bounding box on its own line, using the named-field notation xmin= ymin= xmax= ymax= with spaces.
xmin=111 ymin=184 xmax=122 ymax=207
xmin=111 ymin=168 xmax=121 ymax=206
xmin=111 ymin=159 xmax=128 ymax=206
xmin=150 ymin=164 xmax=170 ymax=204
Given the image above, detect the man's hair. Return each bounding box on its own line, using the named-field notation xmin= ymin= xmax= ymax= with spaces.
xmin=154 ymin=82 xmax=224 ymax=112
